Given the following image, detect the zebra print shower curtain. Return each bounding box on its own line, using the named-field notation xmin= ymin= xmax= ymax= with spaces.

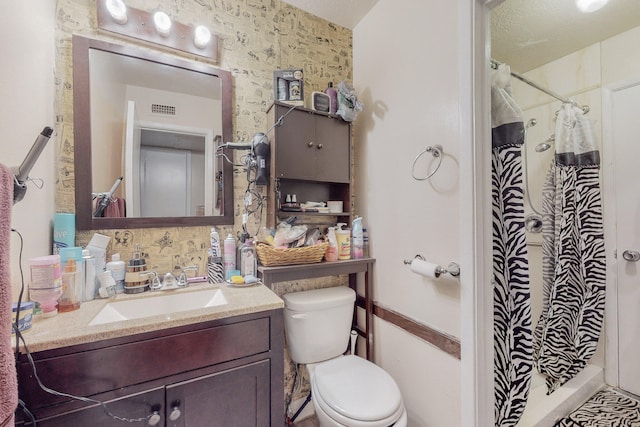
xmin=533 ymin=103 xmax=606 ymax=394
xmin=491 ymin=64 xmax=532 ymax=427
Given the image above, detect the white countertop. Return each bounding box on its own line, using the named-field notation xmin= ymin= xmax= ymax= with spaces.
xmin=16 ymin=282 xmax=284 ymax=353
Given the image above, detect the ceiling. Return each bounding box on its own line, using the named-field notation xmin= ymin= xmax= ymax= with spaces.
xmin=491 ymin=0 xmax=640 ymax=73
xmin=281 ymin=0 xmax=640 ymax=75
xmin=279 ymin=0 xmax=378 ymax=29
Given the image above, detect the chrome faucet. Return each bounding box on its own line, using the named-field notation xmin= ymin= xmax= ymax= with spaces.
xmin=177 ymin=266 xmax=198 ymax=287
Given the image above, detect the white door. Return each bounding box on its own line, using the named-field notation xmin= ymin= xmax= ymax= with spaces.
xmin=611 ymin=82 xmax=640 ymax=397
xmin=139 ymin=147 xmax=189 ymax=217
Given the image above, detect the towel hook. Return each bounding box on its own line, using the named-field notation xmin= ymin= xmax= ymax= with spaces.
xmin=411 ymin=144 xmax=443 ymax=181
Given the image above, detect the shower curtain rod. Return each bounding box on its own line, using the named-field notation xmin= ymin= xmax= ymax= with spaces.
xmin=490 ymin=59 xmax=590 ymax=114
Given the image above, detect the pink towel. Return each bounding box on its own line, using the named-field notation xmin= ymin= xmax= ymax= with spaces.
xmin=0 ymin=164 xmax=17 ymax=426
xmin=104 ymin=196 xmax=126 ymax=218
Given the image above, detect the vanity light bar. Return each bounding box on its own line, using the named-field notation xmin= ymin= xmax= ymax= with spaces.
xmin=96 ymin=0 xmax=218 ymax=62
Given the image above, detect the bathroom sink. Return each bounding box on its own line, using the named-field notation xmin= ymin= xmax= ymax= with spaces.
xmin=89 ymin=288 xmax=228 ymax=326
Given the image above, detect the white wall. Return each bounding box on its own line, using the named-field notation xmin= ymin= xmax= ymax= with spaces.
xmin=0 ymin=2 xmax=55 ymax=300
xmin=353 ymin=1 xmax=462 ymax=425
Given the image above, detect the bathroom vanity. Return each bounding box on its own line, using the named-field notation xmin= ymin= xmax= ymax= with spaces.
xmin=14 ymin=284 xmax=284 ymax=426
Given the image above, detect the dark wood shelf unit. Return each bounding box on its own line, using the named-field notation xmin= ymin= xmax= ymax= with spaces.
xmin=266 ymin=102 xmax=352 ymax=228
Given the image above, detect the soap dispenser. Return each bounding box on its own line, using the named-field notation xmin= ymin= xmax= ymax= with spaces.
xmin=124 ymin=244 xmax=148 ymax=293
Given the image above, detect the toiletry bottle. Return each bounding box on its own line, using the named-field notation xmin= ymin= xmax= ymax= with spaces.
xmin=82 ymin=249 xmax=96 ymax=301
xmin=335 ymin=223 xmax=351 ymax=260
xmin=352 ymin=217 xmax=364 ymax=259
xmin=106 ymin=253 xmax=126 ymax=294
xmin=362 ymin=227 xmax=370 ymax=258
xmin=223 ymin=234 xmax=236 ymax=280
xmin=58 ymin=247 xmax=83 ymax=312
xmin=325 ymin=227 xmax=339 ymax=262
xmin=240 ymin=239 xmax=257 ymax=277
xmin=53 ymin=213 xmax=75 ymax=255
xmin=124 ymin=244 xmax=148 ymax=293
xmin=210 ymin=227 xmax=221 ymax=257
xmin=324 ymin=82 xmax=338 ymax=115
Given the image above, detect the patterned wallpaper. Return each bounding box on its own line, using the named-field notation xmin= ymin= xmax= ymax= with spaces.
xmin=53 ymin=0 xmax=352 ymax=274
xmin=53 ymin=0 xmax=353 ymax=406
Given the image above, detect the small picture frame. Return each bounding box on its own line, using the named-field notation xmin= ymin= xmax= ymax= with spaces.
xmin=274 ymin=68 xmax=304 ymax=106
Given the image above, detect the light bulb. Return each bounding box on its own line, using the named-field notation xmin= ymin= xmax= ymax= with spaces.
xmin=153 ymin=11 xmax=172 ymax=37
xmin=106 ymin=0 xmax=127 ymax=24
xmin=194 ymin=25 xmax=212 ymax=49
xmin=575 ymin=0 xmax=609 ymax=13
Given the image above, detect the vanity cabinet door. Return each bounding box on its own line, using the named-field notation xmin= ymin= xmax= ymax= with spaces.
xmin=22 ymin=387 xmax=165 ymax=427
xmin=165 ymin=359 xmax=271 ymax=427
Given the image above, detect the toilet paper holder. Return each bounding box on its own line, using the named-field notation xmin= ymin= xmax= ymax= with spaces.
xmin=403 ymin=255 xmax=460 ymax=278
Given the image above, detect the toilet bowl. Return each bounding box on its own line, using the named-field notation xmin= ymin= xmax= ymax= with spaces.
xmin=309 ymin=355 xmax=408 ymax=427
xmin=282 ymin=287 xmax=407 ymax=427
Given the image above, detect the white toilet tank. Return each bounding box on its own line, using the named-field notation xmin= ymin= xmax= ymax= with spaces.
xmin=283 ymin=286 xmax=356 ymax=364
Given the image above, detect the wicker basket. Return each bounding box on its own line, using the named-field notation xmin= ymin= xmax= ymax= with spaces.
xmin=256 ymin=242 xmax=328 ymax=267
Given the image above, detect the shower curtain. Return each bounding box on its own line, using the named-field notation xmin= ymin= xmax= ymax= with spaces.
xmin=491 ymin=64 xmax=532 ymax=427
xmin=533 ymin=103 xmax=606 ymax=394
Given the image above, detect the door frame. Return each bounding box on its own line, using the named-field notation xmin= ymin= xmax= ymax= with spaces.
xmin=459 ymin=0 xmax=503 ymax=426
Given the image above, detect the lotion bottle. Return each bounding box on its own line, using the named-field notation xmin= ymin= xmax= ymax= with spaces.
xmin=106 ymin=253 xmax=126 ymax=293
xmin=324 ymin=82 xmax=338 ymax=115
xmin=240 ymin=239 xmax=257 ymax=277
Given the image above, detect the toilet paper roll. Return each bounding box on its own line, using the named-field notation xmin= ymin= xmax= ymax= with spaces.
xmin=410 ymin=259 xmax=442 ymax=279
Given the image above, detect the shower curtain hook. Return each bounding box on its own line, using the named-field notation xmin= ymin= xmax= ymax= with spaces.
xmin=411 ymin=144 xmax=444 ymax=181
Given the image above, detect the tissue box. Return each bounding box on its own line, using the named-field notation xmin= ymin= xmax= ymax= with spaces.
xmin=12 ymin=301 xmax=34 ymax=334
xmin=274 ymin=68 xmax=304 ymax=106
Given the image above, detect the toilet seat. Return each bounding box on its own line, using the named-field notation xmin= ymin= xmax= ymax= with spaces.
xmin=311 ymin=355 xmax=404 ymax=426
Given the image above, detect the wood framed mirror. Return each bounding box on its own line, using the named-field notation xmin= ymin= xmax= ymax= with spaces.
xmin=72 ymin=35 xmax=233 ymax=230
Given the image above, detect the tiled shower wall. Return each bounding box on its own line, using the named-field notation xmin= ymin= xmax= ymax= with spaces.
xmin=54 ymin=0 xmax=352 ymax=272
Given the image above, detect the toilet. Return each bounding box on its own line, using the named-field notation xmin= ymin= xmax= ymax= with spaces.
xmin=283 ymin=286 xmax=407 ymax=427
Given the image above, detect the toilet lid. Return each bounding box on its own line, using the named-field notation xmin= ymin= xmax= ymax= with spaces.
xmin=313 ymin=355 xmax=403 ymax=422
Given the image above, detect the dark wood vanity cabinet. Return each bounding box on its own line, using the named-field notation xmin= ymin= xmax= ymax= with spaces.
xmin=15 ymin=309 xmax=283 ymax=426
xmin=266 ymin=102 xmax=352 ymax=227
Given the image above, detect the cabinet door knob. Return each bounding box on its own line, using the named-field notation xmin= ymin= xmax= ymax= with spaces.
xmin=148 ymin=411 xmax=161 ymax=426
xmin=169 ymin=406 xmax=182 ymax=421
xmin=307 ymin=141 xmax=314 ymax=147
xmin=316 ymin=143 xmax=323 ymax=149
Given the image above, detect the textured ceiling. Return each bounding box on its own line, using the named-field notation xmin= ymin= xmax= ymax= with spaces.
xmin=491 ymin=0 xmax=640 ymax=73
xmin=279 ymin=0 xmax=378 ymax=29
xmin=280 ymin=0 xmax=640 ymax=73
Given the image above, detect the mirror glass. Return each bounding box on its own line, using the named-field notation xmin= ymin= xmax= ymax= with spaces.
xmin=73 ymin=35 xmax=233 ymax=230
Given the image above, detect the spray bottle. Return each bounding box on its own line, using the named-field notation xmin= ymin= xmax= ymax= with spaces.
xmin=351 ymin=217 xmax=364 ymax=259
xmin=325 ymin=227 xmax=339 ymax=262
xmin=223 ymin=234 xmax=236 ymax=280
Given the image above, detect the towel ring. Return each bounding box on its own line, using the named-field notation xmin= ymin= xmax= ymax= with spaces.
xmin=411 ymin=144 xmax=443 ymax=181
